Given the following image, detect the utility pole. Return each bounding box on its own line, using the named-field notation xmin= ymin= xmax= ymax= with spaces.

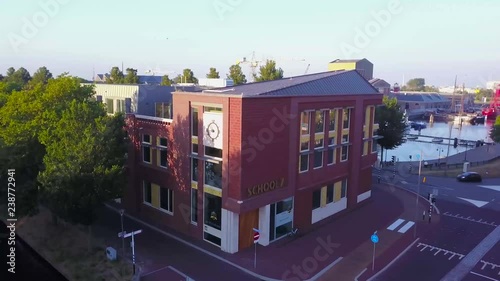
xmin=414 ymin=152 xmax=422 ymax=239
xmin=120 ymin=209 xmax=125 ymax=256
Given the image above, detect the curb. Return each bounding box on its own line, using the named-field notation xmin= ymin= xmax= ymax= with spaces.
xmin=364 ymin=237 xmax=420 ymax=281
xmin=104 ymin=203 xmax=282 ymax=281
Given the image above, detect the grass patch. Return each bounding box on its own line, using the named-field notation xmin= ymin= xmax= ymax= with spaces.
xmin=4 ymin=208 xmax=134 ymax=281
xmin=417 ymin=157 xmax=500 ymax=178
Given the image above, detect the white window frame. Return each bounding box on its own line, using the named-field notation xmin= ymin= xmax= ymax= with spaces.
xmin=313 ymin=138 xmax=324 ymax=169
xmin=157 ymin=137 xmax=168 ymax=168
xmin=142 ymin=134 xmax=152 ymax=164
xmin=341 ymin=134 xmax=349 ymax=162
xmin=327 ymin=137 xmax=336 ymax=166
xmin=159 ymin=187 xmax=174 ymax=215
xmin=143 ymin=181 xmax=152 ymax=206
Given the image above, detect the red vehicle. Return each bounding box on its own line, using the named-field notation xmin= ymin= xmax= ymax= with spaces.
xmin=482 ymin=86 xmax=500 ymax=119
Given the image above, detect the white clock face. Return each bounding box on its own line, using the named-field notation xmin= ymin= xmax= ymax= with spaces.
xmin=206 ymin=121 xmax=220 ymax=140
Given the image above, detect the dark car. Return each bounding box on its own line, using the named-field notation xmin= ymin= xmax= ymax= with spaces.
xmin=457 ymin=172 xmax=482 ymax=182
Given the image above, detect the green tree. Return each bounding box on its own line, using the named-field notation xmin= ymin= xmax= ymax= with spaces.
xmin=490 ymin=116 xmax=500 ymax=143
xmin=253 ymin=60 xmax=283 ymax=82
xmin=161 ymin=75 xmax=173 ymax=86
xmin=5 ymin=67 xmax=31 ymax=85
xmin=404 ymin=78 xmax=425 ymax=91
xmin=0 ymin=74 xmax=3 ymax=81
xmin=124 ymin=68 xmax=139 ymax=84
xmin=206 ymin=67 xmax=220 ymax=79
xmin=375 ymin=96 xmax=407 ymax=163
xmin=475 ymin=88 xmax=493 ymax=102
xmin=30 ymin=66 xmax=53 ymax=85
xmin=106 ymin=67 xmax=124 ymax=84
xmin=227 ymin=64 xmax=247 ymax=85
xmin=174 ymin=69 xmax=198 ymax=84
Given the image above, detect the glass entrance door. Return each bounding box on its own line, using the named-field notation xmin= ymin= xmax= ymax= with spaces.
xmin=269 ymin=197 xmax=294 ymax=241
xmin=203 ymin=192 xmax=222 ymax=246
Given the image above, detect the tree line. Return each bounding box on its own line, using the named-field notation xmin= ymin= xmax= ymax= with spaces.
xmin=102 ymin=60 xmax=285 ymax=86
xmin=0 ymin=67 xmax=127 ymax=242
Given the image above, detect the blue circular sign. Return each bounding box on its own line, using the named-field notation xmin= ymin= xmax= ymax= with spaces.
xmin=371 ymin=234 xmax=379 ymax=244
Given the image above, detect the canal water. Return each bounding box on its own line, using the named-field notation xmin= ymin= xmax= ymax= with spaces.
xmin=382 ymin=121 xmax=493 ymax=162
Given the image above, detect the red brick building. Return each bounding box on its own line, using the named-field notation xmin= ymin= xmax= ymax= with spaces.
xmin=123 ymin=70 xmax=382 ymax=253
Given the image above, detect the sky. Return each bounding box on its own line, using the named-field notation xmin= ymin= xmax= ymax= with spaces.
xmin=0 ymin=0 xmax=499 ymax=87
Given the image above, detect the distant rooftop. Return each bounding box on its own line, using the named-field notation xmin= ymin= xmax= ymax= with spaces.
xmin=196 ymin=70 xmax=380 ymax=97
xmin=329 ymin=58 xmax=368 ymax=63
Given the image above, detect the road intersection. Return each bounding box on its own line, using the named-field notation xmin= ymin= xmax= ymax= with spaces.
xmin=371 ymin=171 xmax=500 ymax=281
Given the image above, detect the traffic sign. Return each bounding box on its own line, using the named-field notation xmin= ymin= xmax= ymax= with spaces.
xmin=371 ymin=233 xmax=379 ymax=244
xmin=253 ymin=232 xmax=260 ymax=243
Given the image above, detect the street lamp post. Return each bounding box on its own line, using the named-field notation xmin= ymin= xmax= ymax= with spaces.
xmin=414 ymin=152 xmax=423 ymax=239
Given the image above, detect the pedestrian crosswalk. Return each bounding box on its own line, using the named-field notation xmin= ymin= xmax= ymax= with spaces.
xmin=386 ymin=218 xmax=415 ymax=233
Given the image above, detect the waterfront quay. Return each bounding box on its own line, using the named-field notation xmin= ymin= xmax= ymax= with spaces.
xmin=383 ymin=121 xmax=494 ymax=162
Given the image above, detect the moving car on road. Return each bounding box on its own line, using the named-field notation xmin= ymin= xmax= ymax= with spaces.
xmin=456 ymin=172 xmax=482 ymax=182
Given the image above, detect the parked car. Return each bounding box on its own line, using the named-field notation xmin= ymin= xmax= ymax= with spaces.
xmin=456 ymin=172 xmax=482 ymax=182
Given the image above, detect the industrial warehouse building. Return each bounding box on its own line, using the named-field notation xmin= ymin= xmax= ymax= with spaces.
xmin=122 ymin=69 xmax=382 ymax=253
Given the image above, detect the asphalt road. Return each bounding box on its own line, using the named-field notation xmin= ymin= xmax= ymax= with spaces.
xmin=93 ymin=207 xmax=262 ymax=281
xmin=371 ymin=172 xmax=500 ymax=281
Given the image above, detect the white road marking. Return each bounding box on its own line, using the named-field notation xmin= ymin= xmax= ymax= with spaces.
xmin=416 ymin=243 xmax=464 ymax=260
xmin=441 ymin=226 xmax=500 ymax=281
xmin=387 ymin=219 xmax=405 ymax=231
xmin=470 ymin=271 xmax=499 ymax=281
xmin=457 ymin=197 xmax=490 ymax=208
xmin=442 ymin=212 xmax=498 ymax=226
xmin=397 ymin=221 xmax=415 ymax=233
xmin=401 ymin=181 xmax=408 ymax=184
xmin=478 ymin=185 xmax=500 ymax=192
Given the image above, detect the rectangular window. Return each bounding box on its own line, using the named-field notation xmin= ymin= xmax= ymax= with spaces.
xmin=343 ymin=108 xmax=351 ymax=129
xmin=191 ymin=108 xmax=198 ymax=137
xmin=341 ymin=146 xmax=348 ymax=161
xmin=312 ymin=189 xmax=321 ymax=210
xmin=203 ymin=106 xmax=223 ymax=113
xmin=155 ymin=103 xmax=172 ymax=119
xmin=314 ymin=139 xmax=323 ymax=168
xmin=341 ymin=134 xmax=349 ymax=161
xmin=204 ymin=193 xmax=222 ymax=230
xmin=300 ymin=141 xmax=309 ymax=152
xmin=299 ymin=154 xmax=309 ymax=172
xmin=329 ymin=109 xmax=336 ymax=131
xmin=192 ymin=143 xmax=198 ymax=154
xmin=143 ymin=181 xmax=152 ymax=204
xmin=326 ymin=184 xmax=334 ymax=204
xmin=327 ymin=137 xmax=335 ymax=165
xmin=205 ymin=160 xmax=222 ymax=188
xmin=142 ymin=134 xmax=151 ymax=163
xmin=116 ymin=100 xmax=125 ymax=113
xmin=157 ymin=137 xmax=167 ymax=168
xmin=191 ymin=188 xmax=198 ymax=223
xmin=192 ymin=158 xmax=198 ymax=182
xmin=205 ymin=147 xmax=222 ymax=158
xmin=301 ymin=111 xmax=310 ymax=135
xmin=315 ymin=111 xmax=324 ymax=133
xmin=341 ymin=179 xmax=347 ymax=198
xmin=105 ymin=98 xmax=114 ymax=114
xmin=160 ymin=187 xmax=173 ymax=213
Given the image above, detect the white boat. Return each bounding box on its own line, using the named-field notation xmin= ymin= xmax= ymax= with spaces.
xmin=431 ymin=138 xmax=444 ymax=143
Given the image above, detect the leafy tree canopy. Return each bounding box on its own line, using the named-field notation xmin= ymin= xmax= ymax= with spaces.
xmin=174 ymin=69 xmax=198 ymax=84
xmin=106 ymin=67 xmax=124 ymax=84
xmin=30 ymin=66 xmax=53 ymax=85
xmin=206 ymin=67 xmax=220 ymax=79
xmin=254 ymin=60 xmax=283 ymax=82
xmin=375 ymin=96 xmax=407 ymax=162
xmin=227 ymin=64 xmax=246 ymax=85
xmin=124 ymin=68 xmax=139 ymax=84
xmin=161 ymin=75 xmax=173 ymax=86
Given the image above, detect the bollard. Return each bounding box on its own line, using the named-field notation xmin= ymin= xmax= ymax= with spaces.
xmin=428 ymin=213 xmax=431 ymax=223
xmin=423 ymin=211 xmax=426 ymax=220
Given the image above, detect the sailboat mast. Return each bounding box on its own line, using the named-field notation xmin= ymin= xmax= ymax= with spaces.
xmin=451 ymin=75 xmax=457 ymax=113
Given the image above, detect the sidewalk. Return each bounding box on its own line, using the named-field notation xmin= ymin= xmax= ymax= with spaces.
xmin=94 ymin=183 xmax=438 ymax=281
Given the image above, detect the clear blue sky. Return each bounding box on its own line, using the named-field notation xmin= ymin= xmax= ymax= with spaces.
xmin=0 ymin=0 xmax=499 ymax=87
